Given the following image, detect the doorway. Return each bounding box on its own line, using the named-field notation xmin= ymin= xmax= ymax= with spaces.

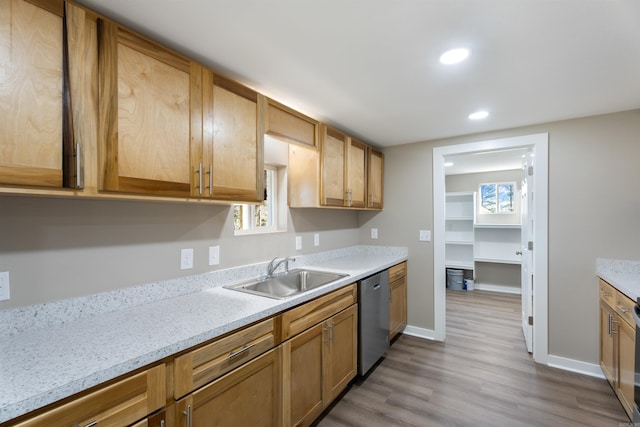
xmin=433 ymin=133 xmax=549 ymax=364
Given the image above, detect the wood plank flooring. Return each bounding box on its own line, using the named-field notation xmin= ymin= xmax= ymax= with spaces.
xmin=318 ymin=290 xmax=630 ymax=427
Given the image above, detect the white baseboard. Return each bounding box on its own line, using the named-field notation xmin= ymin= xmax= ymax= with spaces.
xmin=474 ymin=283 xmax=521 ymax=294
xmin=401 ymin=325 xmax=441 ymax=341
xmin=546 ymin=354 xmax=605 ymax=379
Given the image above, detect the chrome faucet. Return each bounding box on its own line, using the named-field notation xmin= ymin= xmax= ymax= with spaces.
xmin=266 ymin=257 xmax=296 ymax=278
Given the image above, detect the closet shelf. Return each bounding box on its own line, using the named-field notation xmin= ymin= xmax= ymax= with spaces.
xmin=474 ymin=223 xmax=521 ymax=229
xmin=474 ymin=257 xmax=522 ymax=265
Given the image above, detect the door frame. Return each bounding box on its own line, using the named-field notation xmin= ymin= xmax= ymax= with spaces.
xmin=433 ymin=133 xmax=549 ymax=364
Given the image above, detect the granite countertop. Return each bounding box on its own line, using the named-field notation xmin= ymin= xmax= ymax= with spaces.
xmin=597 ymin=258 xmax=640 ymax=301
xmin=0 ymin=245 xmax=407 ymax=423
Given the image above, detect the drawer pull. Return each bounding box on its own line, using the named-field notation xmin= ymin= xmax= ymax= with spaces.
xmin=617 ymin=305 xmax=629 ymax=314
xmin=78 ymin=422 xmax=97 ymax=427
xmin=228 ymin=343 xmax=256 ymax=359
xmin=183 ymin=404 xmax=192 ymax=427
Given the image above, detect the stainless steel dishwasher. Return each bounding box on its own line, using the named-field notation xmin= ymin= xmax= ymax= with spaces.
xmin=358 ymin=269 xmax=390 ymax=376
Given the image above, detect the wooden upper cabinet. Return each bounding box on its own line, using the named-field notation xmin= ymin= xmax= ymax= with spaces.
xmin=320 ymin=125 xmax=347 ymax=207
xmin=266 ymin=98 xmax=318 ymax=148
xmin=199 ymin=72 xmax=264 ymax=201
xmin=98 ymin=19 xmax=194 ymax=197
xmin=347 ymin=138 xmax=367 ymax=208
xmin=0 ymin=0 xmax=80 ymax=189
xmin=367 ymin=148 xmax=384 ymax=209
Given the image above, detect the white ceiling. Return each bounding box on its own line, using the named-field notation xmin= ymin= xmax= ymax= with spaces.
xmin=77 ymin=0 xmax=640 ymax=147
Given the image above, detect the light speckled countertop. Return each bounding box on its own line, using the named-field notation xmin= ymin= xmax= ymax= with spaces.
xmin=0 ymin=245 xmax=407 ymax=423
xmin=597 ymin=258 xmax=640 ymax=301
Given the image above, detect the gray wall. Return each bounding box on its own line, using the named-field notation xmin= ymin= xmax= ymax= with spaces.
xmin=0 ymin=196 xmax=359 ymax=308
xmin=360 ymin=108 xmax=640 ymax=364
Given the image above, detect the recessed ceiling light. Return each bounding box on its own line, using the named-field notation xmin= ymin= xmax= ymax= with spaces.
xmin=468 ymin=111 xmax=489 ymax=120
xmin=439 ymin=48 xmax=470 ymax=65
xmin=444 ymin=162 xmax=454 ymax=167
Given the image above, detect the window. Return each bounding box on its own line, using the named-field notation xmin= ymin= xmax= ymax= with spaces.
xmin=234 ymin=165 xmax=284 ymax=234
xmin=479 ymin=182 xmax=515 ymax=213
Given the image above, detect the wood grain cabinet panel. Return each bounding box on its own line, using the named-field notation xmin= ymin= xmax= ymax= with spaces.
xmin=173 ymin=317 xmax=276 ymax=399
xmin=389 ymin=262 xmax=408 ymax=340
xmin=198 ymin=73 xmax=264 ymax=201
xmin=266 ymin=98 xmax=318 ymax=148
xmin=0 ymin=0 xmax=66 ymax=188
xmin=367 ymin=148 xmax=384 ymax=209
xmin=283 ymin=303 xmax=357 ymax=427
xmin=346 ymin=138 xmax=367 ymax=208
xmin=12 ymin=364 xmax=166 ymax=427
xmin=598 ymin=278 xmax=635 ymax=419
xmin=320 ymin=125 xmax=348 ymax=207
xmin=98 ymin=19 xmax=194 ymax=197
xmin=280 ymin=283 xmax=357 ymax=341
xmin=175 ymin=348 xmax=282 ymax=427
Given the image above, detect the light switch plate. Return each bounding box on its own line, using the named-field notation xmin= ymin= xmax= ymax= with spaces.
xmin=209 ymin=246 xmax=220 ymax=266
xmin=371 ymin=228 xmax=378 ymax=239
xmin=419 ymin=230 xmax=431 ymax=241
xmin=0 ymin=271 xmax=9 ymax=301
xmin=314 ymin=233 xmax=320 ymax=247
xmin=180 ymin=248 xmax=194 ymax=270
xmin=295 ymin=236 xmax=302 ymax=250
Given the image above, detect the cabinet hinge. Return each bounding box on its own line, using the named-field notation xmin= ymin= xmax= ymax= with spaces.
xmin=528 ymin=165 xmax=533 ymax=176
xmin=528 ymin=316 xmax=533 ymax=326
xmin=528 ymin=241 xmax=533 ymax=251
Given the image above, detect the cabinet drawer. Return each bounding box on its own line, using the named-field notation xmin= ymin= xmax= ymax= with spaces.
xmin=174 ymin=317 xmax=276 ymax=398
xmin=599 ymin=279 xmax=616 ymax=307
xmin=616 ymin=291 xmax=635 ymax=327
xmin=281 ymin=283 xmax=357 ymax=341
xmin=389 ymin=262 xmax=407 ymax=281
xmin=13 ymin=364 xmax=165 ymax=427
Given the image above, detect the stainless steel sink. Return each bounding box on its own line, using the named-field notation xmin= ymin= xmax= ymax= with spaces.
xmin=224 ymin=269 xmax=348 ymax=299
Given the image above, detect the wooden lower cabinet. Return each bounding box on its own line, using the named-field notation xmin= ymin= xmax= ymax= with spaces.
xmin=598 ymin=278 xmax=635 ymax=419
xmin=11 ymin=364 xmax=166 ymax=427
xmin=175 ymin=348 xmax=282 ymax=427
xmin=283 ymin=304 xmax=357 ymax=427
xmin=389 ymin=262 xmax=408 ymax=341
xmin=130 ymin=409 xmax=167 ymax=427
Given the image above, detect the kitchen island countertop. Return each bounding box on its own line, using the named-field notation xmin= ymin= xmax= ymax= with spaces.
xmin=0 ymin=245 xmax=407 ymax=423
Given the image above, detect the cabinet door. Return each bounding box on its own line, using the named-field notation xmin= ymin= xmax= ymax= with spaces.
xmin=346 ymin=138 xmax=366 ymax=208
xmin=0 ymin=0 xmax=66 ymax=188
xmin=201 ymin=72 xmax=263 ymax=201
xmin=283 ymin=322 xmax=325 ymax=427
xmin=389 ymin=276 xmax=407 ymax=340
xmin=176 ymin=348 xmax=281 ymax=427
xmin=320 ymin=125 xmax=347 ymax=206
xmin=324 ymin=304 xmax=357 ymax=404
xmin=266 ymin=98 xmax=318 ymax=148
xmin=99 ymin=20 xmax=194 ymax=197
xmin=617 ymin=317 xmax=635 ymax=418
xmin=599 ymin=301 xmax=616 ymax=385
xmin=367 ymin=148 xmax=384 ymax=209
xmin=129 ymin=409 xmax=166 ymax=427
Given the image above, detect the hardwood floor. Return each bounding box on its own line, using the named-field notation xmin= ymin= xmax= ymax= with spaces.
xmin=318 ymin=290 xmax=630 ymax=427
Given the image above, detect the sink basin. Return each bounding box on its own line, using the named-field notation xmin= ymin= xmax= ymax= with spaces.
xmin=224 ymin=269 xmax=348 ymax=299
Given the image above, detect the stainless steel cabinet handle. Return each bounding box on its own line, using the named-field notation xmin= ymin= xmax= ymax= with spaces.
xmin=617 ymin=305 xmax=629 ymax=314
xmin=195 ymin=163 xmax=203 ymax=195
xmin=373 ymin=283 xmax=381 ymax=290
xmin=324 ymin=324 xmax=331 ymax=344
xmin=228 ymin=343 xmax=256 ymax=359
xmin=75 ymin=142 xmax=84 ymax=189
xmin=160 ymin=420 xmax=165 ymax=427
xmin=608 ymin=313 xmax=612 ymax=336
xmin=77 ymin=422 xmax=96 ymax=427
xmin=330 ymin=321 xmax=335 ymax=345
xmin=184 ymin=404 xmax=192 ymax=427
xmin=516 ymin=250 xmax=522 ymax=255
xmin=207 ymin=164 xmax=213 ymax=195
xmin=611 ymin=317 xmax=618 ymax=334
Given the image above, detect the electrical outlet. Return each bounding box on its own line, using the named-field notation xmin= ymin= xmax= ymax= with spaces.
xmin=295 ymin=236 xmax=302 ymax=250
xmin=180 ymin=248 xmax=194 ymax=270
xmin=209 ymin=246 xmax=220 ymax=266
xmin=0 ymin=271 xmax=9 ymax=301
xmin=314 ymin=233 xmax=320 ymax=247
xmin=419 ymin=230 xmax=431 ymax=241
xmin=371 ymin=228 xmax=378 ymax=239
